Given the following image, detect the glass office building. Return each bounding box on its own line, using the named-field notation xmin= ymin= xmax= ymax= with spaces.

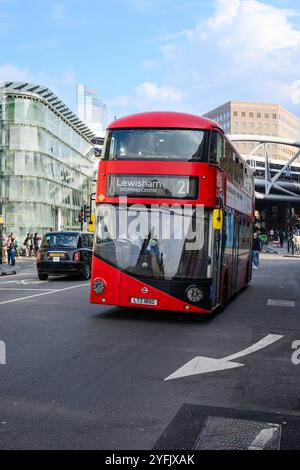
xmin=0 ymin=82 xmax=96 ymax=239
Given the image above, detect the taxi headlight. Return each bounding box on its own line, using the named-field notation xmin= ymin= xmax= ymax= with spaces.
xmin=93 ymin=279 xmax=106 ymax=295
xmin=186 ymin=286 xmax=204 ymax=303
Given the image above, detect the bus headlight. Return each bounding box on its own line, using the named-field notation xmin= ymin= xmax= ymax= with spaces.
xmin=186 ymin=286 xmax=204 ymax=303
xmin=93 ymin=279 xmax=106 ymax=295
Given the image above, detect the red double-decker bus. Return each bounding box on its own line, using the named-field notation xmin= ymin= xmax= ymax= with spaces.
xmin=90 ymin=112 xmax=254 ymax=314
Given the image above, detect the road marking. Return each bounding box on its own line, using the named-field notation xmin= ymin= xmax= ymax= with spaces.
xmin=248 ymin=425 xmax=279 ymax=450
xmin=225 ymin=334 xmax=284 ymax=361
xmin=0 ymin=284 xmax=89 ymax=305
xmin=267 ymin=299 xmax=295 ymax=307
xmin=0 ymin=340 xmax=6 ymax=365
xmin=0 ymin=288 xmax=55 ymax=291
xmin=0 ymin=279 xmax=48 ymax=285
xmin=165 ymin=334 xmax=284 ymax=381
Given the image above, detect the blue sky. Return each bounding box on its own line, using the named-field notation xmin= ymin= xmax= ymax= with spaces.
xmin=1 ymin=0 xmax=300 ymax=123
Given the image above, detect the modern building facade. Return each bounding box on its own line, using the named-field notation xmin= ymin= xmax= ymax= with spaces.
xmin=203 ymin=101 xmax=299 ymax=161
xmin=0 ymin=82 xmax=96 ymax=239
xmin=203 ymin=101 xmax=300 ymax=232
xmin=76 ymin=84 xmax=107 ymax=136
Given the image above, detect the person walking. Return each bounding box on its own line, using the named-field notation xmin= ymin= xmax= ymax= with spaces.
xmin=1 ymin=234 xmax=8 ymax=264
xmin=294 ymin=232 xmax=300 ymax=255
xmin=7 ymin=236 xmax=16 ymax=266
xmin=14 ymin=236 xmax=20 ymax=258
xmin=252 ymin=232 xmax=261 ymax=270
xmin=33 ymin=233 xmax=41 ymax=255
xmin=288 ymin=231 xmax=294 ymax=254
xmin=23 ymin=233 xmax=31 ymax=257
xmin=29 ymin=234 xmax=34 ymax=257
xmin=279 ymin=230 xmax=284 ymax=249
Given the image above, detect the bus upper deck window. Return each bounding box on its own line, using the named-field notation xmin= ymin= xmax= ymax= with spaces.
xmin=209 ymin=131 xmax=222 ymax=164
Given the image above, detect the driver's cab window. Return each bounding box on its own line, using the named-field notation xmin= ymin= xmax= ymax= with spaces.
xmin=210 ymin=131 xmax=223 ymax=164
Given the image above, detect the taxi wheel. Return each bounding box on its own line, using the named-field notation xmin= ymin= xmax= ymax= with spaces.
xmin=81 ymin=263 xmax=91 ymax=280
xmin=38 ymin=273 xmax=48 ymax=281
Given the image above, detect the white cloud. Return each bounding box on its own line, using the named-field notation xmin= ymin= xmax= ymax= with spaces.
xmin=136 ymin=82 xmax=183 ymax=103
xmin=0 ymin=64 xmax=32 ymax=83
xmin=0 ymin=64 xmax=78 ymax=111
xmin=154 ymin=0 xmax=300 ymax=113
xmin=51 ymin=3 xmax=66 ymax=21
xmin=207 ymin=0 xmax=240 ymax=28
xmin=291 ymin=81 xmax=300 ymax=105
xmin=108 ymin=0 xmax=300 ymax=120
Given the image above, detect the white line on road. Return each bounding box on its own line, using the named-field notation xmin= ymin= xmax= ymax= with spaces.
xmin=165 ymin=334 xmax=284 ymax=380
xmin=267 ymin=299 xmax=295 ymax=307
xmin=225 ymin=334 xmax=283 ymax=361
xmin=0 ymin=284 xmax=89 ymax=305
xmin=0 ymin=288 xmax=56 ymax=291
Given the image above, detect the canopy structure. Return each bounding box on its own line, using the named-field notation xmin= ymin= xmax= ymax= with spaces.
xmin=229 ymin=134 xmax=300 ymax=202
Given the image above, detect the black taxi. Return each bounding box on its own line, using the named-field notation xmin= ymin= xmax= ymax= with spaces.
xmin=37 ymin=231 xmax=93 ymax=280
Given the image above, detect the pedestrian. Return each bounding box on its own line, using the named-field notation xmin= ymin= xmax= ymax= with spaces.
xmin=279 ymin=230 xmax=284 ymax=249
xmin=1 ymin=234 xmax=8 ymax=264
xmin=33 ymin=233 xmax=41 ymax=255
xmin=7 ymin=236 xmax=16 ymax=266
xmin=252 ymin=232 xmax=261 ymax=269
xmin=288 ymin=231 xmax=294 ymax=254
xmin=14 ymin=237 xmax=20 ymax=258
xmin=23 ymin=233 xmax=31 ymax=257
xmin=29 ymin=234 xmax=34 ymax=257
xmin=294 ymin=233 xmax=300 ymax=255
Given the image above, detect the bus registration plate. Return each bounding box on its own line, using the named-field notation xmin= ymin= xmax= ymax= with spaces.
xmin=131 ymin=297 xmax=158 ymax=306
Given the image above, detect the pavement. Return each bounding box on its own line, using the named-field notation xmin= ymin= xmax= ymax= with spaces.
xmin=0 ymin=253 xmax=300 ymax=450
xmin=262 ymin=241 xmax=300 ymax=257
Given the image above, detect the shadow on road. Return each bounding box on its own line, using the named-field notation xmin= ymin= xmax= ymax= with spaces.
xmin=94 ymin=305 xmax=217 ymax=325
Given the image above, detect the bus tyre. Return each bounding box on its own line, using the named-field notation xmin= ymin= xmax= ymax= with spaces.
xmin=81 ymin=263 xmax=91 ymax=280
xmin=38 ymin=273 xmax=48 ymax=281
xmin=219 ymin=277 xmax=228 ymax=312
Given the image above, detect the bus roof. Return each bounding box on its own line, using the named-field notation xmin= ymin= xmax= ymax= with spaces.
xmin=108 ymin=111 xmax=222 ymax=131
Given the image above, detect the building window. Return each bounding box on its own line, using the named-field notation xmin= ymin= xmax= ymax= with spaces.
xmin=249 ymin=112 xmax=254 ymax=118
xmin=233 ymin=111 xmax=238 ymax=116
xmin=241 ymin=112 xmax=246 ymax=117
xmin=257 ymin=113 xmax=261 ymax=118
xmin=264 ymin=113 xmax=269 ymax=118
xmin=272 ymin=113 xmax=277 ymax=119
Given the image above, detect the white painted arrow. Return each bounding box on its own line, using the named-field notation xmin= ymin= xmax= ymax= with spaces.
xmin=165 ymin=334 xmax=284 ymax=381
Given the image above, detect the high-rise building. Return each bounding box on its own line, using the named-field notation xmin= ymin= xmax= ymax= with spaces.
xmin=203 ymin=101 xmax=299 ymax=161
xmin=76 ymin=84 xmax=107 ymax=136
xmin=0 ymin=82 xmax=96 ymax=239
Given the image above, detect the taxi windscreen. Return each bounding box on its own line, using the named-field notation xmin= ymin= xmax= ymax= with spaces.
xmin=41 ymin=233 xmax=79 ymax=249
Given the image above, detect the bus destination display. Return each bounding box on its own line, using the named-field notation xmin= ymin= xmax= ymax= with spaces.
xmin=106 ymin=174 xmax=198 ymax=199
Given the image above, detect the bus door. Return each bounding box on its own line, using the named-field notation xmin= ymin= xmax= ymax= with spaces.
xmin=211 ymin=211 xmax=223 ymax=307
xmin=231 ymin=217 xmax=240 ymax=294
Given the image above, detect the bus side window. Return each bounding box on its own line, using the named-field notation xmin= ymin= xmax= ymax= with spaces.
xmin=210 ymin=131 xmax=222 ymax=164
xmin=221 ymin=137 xmax=233 ymax=174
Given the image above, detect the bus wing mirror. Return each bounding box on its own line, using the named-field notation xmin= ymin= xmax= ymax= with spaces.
xmin=213 ymin=209 xmax=223 ymax=231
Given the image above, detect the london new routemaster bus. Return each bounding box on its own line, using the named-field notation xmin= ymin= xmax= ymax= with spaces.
xmin=90 ymin=112 xmax=254 ymax=314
